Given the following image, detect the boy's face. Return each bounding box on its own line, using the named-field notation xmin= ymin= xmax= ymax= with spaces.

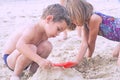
xmin=45 ymin=15 xmax=67 ymax=38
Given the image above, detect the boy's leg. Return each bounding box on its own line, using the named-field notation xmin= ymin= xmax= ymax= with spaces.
xmin=29 ymin=40 xmax=52 ymax=73
xmin=8 ymin=45 xmax=37 ymax=80
xmin=7 ymin=50 xmax=21 ymax=70
xmin=10 ymin=54 xmax=32 ymax=80
xmin=13 ymin=54 xmax=32 ymax=76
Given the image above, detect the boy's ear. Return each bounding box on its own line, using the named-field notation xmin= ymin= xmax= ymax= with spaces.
xmin=46 ymin=15 xmax=53 ymax=23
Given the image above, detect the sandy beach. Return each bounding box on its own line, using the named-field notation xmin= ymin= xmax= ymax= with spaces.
xmin=0 ymin=0 xmax=120 ymax=80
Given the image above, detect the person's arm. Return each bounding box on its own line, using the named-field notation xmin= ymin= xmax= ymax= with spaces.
xmin=76 ymin=26 xmax=81 ymax=38
xmin=75 ymin=14 xmax=102 ymax=64
xmin=75 ymin=26 xmax=89 ymax=63
xmin=86 ymin=14 xmax=102 ymax=57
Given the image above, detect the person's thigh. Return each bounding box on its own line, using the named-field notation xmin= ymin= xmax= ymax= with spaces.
xmin=7 ymin=50 xmax=21 ymax=70
xmin=7 ymin=44 xmax=37 ymax=70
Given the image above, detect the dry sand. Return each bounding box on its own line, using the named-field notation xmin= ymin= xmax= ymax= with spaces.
xmin=0 ymin=0 xmax=120 ymax=80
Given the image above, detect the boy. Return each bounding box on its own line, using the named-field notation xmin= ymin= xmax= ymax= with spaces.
xmin=2 ymin=4 xmax=70 ymax=80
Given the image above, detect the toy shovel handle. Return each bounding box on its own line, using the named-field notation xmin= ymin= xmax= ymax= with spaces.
xmin=63 ymin=62 xmax=77 ymax=68
xmin=53 ymin=61 xmax=77 ymax=68
xmin=53 ymin=63 xmax=65 ymax=67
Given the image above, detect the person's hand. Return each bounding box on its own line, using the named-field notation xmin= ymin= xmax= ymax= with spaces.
xmin=38 ymin=59 xmax=52 ymax=69
xmin=86 ymin=57 xmax=92 ymax=61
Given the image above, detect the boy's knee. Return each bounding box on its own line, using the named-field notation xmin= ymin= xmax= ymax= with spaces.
xmin=42 ymin=41 xmax=52 ymax=51
xmin=44 ymin=41 xmax=53 ymax=50
xmin=37 ymin=41 xmax=52 ymax=53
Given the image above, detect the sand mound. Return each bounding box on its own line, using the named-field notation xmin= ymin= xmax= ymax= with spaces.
xmin=28 ymin=67 xmax=83 ymax=80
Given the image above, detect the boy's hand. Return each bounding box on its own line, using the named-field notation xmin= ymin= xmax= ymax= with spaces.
xmin=38 ymin=59 xmax=52 ymax=69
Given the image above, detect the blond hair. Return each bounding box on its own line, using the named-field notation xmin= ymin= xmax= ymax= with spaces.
xmin=63 ymin=0 xmax=93 ymax=26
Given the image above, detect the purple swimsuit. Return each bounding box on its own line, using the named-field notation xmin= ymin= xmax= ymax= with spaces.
xmin=95 ymin=12 xmax=120 ymax=42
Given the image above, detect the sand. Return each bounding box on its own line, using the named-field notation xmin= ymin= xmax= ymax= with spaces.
xmin=0 ymin=0 xmax=120 ymax=80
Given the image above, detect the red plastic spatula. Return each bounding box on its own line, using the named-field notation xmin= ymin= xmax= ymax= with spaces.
xmin=53 ymin=61 xmax=77 ymax=68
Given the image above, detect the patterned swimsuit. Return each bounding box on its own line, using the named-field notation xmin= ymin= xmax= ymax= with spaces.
xmin=95 ymin=12 xmax=120 ymax=42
